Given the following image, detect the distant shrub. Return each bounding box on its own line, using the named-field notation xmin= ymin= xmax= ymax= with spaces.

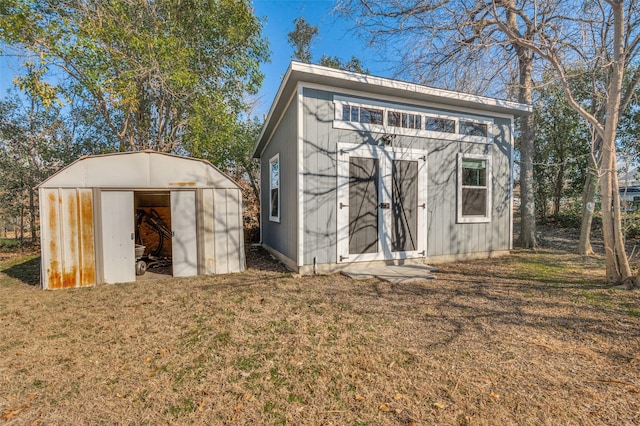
xmin=623 ymin=211 xmax=640 ymax=239
xmin=0 ymin=239 xmax=20 ymax=251
xmin=555 ymin=199 xmax=601 ymax=230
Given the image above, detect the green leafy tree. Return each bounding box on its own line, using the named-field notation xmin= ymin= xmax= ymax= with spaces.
xmin=0 ymin=93 xmax=81 ymax=242
xmin=287 ymin=17 xmax=369 ymax=73
xmin=288 ymin=17 xmax=318 ymax=63
xmin=1 ymin=0 xmax=269 ymax=153
xmin=534 ymin=80 xmax=590 ymax=221
xmin=319 ymin=55 xmax=369 ymax=74
xmin=189 ymin=116 xmax=262 ymax=241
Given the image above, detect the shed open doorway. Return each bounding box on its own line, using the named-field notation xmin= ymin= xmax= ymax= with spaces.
xmin=134 ymin=191 xmax=173 ymax=279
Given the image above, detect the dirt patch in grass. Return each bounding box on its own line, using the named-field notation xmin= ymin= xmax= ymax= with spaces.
xmin=1 ymin=232 xmax=639 ymax=425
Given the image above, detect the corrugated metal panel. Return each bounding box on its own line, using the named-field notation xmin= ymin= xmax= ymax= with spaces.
xmin=201 ymin=188 xmax=245 ymax=274
xmin=201 ymin=189 xmax=216 ymax=274
xmin=100 ymin=191 xmax=135 ymax=284
xmin=171 ymin=190 xmax=198 ymax=277
xmin=39 ymin=188 xmax=96 ymax=289
xmin=213 ymin=189 xmax=230 ymax=274
xmin=225 ymin=188 xmax=244 ymax=273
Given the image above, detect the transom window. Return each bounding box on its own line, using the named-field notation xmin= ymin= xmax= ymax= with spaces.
xmin=425 ymin=116 xmax=456 ymax=133
xmin=336 ymin=98 xmax=492 ymax=143
xmin=457 ymin=154 xmax=491 ymax=223
xmin=343 ymin=105 xmax=384 ymax=125
xmin=460 ymin=120 xmax=488 ymax=137
xmin=388 ymin=111 xmax=422 ymax=129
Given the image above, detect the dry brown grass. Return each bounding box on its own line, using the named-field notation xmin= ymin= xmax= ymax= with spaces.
xmin=1 ymin=237 xmax=639 ymax=425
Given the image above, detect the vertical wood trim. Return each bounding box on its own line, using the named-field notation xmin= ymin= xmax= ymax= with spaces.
xmin=297 ymin=83 xmax=304 ymax=267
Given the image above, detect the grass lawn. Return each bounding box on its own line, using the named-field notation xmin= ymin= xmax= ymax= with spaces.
xmin=1 ymin=241 xmax=639 ymax=425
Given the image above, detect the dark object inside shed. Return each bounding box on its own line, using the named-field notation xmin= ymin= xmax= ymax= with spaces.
xmin=134 ymin=192 xmax=172 ymax=277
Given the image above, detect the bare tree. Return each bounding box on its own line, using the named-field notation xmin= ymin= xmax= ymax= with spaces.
xmin=337 ymin=0 xmax=545 ymax=248
xmin=495 ymin=0 xmax=640 ymax=283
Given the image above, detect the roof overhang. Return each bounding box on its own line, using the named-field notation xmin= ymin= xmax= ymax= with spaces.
xmin=253 ymin=61 xmax=533 ymax=158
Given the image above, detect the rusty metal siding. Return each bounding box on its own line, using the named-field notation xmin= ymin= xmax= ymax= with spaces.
xmin=38 ymin=152 xmax=245 ymax=288
xmin=39 ymin=188 xmax=96 ymax=289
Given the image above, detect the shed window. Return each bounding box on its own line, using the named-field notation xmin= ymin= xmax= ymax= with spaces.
xmin=388 ymin=111 xmax=401 ymax=127
xmin=426 ymin=117 xmax=456 ymax=133
xmin=389 ymin=111 xmax=421 ymax=129
xmin=458 ymin=154 xmax=491 ymax=223
xmin=460 ymin=121 xmax=488 ymax=137
xmin=269 ymin=154 xmax=280 ymax=222
xmin=343 ymin=105 xmax=383 ymax=125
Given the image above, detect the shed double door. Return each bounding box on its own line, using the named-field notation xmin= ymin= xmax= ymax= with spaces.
xmin=100 ymin=190 xmax=197 ymax=284
xmin=337 ymin=146 xmax=427 ymax=263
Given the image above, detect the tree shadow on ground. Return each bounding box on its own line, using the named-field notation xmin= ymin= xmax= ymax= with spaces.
xmin=1 ymin=256 xmax=40 ymax=286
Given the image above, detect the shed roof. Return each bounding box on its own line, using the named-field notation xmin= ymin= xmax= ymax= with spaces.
xmin=253 ymin=61 xmax=533 ymax=158
xmin=38 ymin=151 xmax=241 ymax=190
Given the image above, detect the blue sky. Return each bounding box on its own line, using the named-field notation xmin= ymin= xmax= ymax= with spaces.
xmin=0 ymin=1 xmax=389 ymax=117
xmin=253 ymin=0 xmax=389 ymax=117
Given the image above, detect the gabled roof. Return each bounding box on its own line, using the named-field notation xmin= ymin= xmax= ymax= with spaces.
xmin=253 ymin=61 xmax=532 ymax=158
xmin=38 ymin=151 xmax=241 ymax=190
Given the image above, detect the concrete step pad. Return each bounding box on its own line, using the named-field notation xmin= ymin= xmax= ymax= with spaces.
xmin=341 ymin=264 xmax=437 ymax=284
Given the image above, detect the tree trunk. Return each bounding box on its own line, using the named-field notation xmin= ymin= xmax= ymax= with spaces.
xmin=29 ymin=187 xmax=37 ymax=242
xmin=598 ymin=1 xmax=632 ymax=284
xmin=552 ymin=162 xmax=565 ymax=218
xmin=516 ymin=50 xmax=536 ymax=248
xmin=578 ymin=168 xmax=598 ymax=255
xmin=19 ymin=205 xmax=25 ymax=243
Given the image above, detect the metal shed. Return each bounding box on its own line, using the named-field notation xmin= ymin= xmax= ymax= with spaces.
xmin=38 ymin=151 xmax=245 ymax=289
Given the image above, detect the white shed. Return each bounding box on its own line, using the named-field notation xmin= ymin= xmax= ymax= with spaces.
xmin=38 ymin=151 xmax=245 ymax=289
